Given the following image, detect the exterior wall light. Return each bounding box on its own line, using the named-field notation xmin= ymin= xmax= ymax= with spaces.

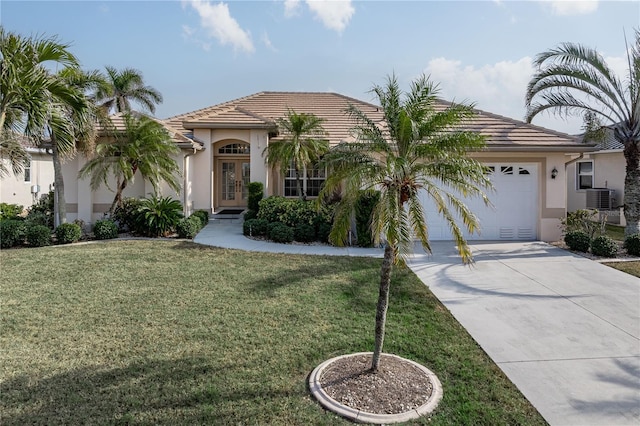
xmin=551 ymin=167 xmax=558 ymax=179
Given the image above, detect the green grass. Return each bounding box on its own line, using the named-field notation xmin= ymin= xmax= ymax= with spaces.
xmin=603 ymin=261 xmax=640 ymax=278
xmin=605 ymin=224 xmax=625 ymax=241
xmin=0 ymin=241 xmax=546 ymax=425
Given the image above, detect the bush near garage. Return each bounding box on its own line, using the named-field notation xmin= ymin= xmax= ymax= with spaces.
xmin=624 ymin=234 xmax=640 ymax=256
xmin=590 ymin=235 xmax=618 ymax=257
xmin=564 ymin=230 xmax=590 ymax=252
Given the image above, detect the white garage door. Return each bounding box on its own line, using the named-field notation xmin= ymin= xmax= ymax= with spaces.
xmin=420 ymin=163 xmax=538 ymax=241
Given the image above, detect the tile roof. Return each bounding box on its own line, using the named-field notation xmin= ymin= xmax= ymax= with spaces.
xmin=164 ymin=91 xmax=592 ymax=152
xmin=104 ymin=112 xmax=202 ymax=149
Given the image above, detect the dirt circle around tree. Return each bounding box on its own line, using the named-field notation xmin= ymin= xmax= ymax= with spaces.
xmin=309 ymin=352 xmax=443 ymax=424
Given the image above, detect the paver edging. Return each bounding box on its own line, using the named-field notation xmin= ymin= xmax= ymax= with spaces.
xmin=309 ymin=352 xmax=443 ymax=424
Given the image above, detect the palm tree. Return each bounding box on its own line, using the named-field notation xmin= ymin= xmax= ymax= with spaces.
xmin=96 ymin=66 xmax=163 ymax=115
xmin=0 ymin=27 xmax=79 ymax=175
xmin=319 ymin=74 xmax=491 ymax=372
xmin=45 ymin=67 xmax=108 ymax=225
xmin=263 ymin=108 xmax=329 ymax=200
xmin=78 ymin=112 xmax=181 ymax=213
xmin=525 ymin=31 xmax=640 ymax=236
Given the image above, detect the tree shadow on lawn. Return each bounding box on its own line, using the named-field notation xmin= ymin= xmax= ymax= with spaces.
xmin=0 ymin=356 xmax=296 ymax=425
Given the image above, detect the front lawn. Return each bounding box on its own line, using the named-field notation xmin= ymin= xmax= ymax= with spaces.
xmin=603 ymin=261 xmax=640 ymax=278
xmin=0 ymin=241 xmax=546 ymax=425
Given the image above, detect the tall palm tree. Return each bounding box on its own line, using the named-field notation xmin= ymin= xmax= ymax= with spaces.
xmin=525 ymin=31 xmax=640 ymax=236
xmin=78 ymin=113 xmax=181 ymax=213
xmin=320 ymin=74 xmax=491 ymax=372
xmin=46 ymin=67 xmax=108 ymax=225
xmin=263 ymin=108 xmax=329 ymax=200
xmin=96 ymin=66 xmax=163 ymax=115
xmin=0 ymin=27 xmax=79 ymax=175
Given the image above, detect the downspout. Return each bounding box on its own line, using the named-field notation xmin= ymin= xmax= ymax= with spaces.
xmin=183 ymin=148 xmax=197 ymax=217
xmin=564 ymin=152 xmax=584 ymax=168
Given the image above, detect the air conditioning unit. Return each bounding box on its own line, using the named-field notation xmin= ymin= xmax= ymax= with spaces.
xmin=586 ymin=188 xmax=616 ymax=210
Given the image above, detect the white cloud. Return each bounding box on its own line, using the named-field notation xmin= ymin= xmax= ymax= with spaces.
xmin=423 ymin=57 xmax=584 ymax=134
xmin=284 ymin=0 xmax=301 ymax=17
xmin=543 ymin=0 xmax=599 ymax=16
xmin=284 ymin=0 xmax=355 ymax=33
xmin=262 ymin=31 xmax=277 ymax=52
xmin=183 ymin=0 xmax=254 ymax=53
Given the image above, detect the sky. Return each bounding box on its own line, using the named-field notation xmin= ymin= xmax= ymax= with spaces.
xmin=2 ymin=0 xmax=639 ymax=135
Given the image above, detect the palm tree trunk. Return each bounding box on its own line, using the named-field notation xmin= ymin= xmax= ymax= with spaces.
xmin=295 ymin=167 xmax=305 ymax=201
xmin=51 ymin=138 xmax=67 ymax=226
xmin=624 ymin=141 xmax=640 ymax=236
xmin=371 ymin=243 xmax=394 ymax=372
xmin=109 ymin=178 xmax=128 ymax=214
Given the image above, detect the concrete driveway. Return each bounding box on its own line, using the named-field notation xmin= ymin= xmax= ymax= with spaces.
xmin=408 ymin=241 xmax=640 ymax=426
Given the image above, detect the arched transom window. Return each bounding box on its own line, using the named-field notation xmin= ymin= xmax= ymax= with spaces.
xmin=218 ymin=143 xmax=250 ymax=154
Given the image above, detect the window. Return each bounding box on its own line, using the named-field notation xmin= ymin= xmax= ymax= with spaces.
xmin=284 ymin=162 xmax=326 ymax=197
xmin=23 ymin=158 xmax=31 ymax=183
xmin=218 ymin=143 xmax=250 ymax=154
xmin=576 ymin=161 xmax=594 ymax=189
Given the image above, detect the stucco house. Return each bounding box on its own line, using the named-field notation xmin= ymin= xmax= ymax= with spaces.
xmin=566 ymin=129 xmax=626 ymax=226
xmin=0 ymin=139 xmax=54 ymax=210
xmin=62 ymin=91 xmax=594 ymax=242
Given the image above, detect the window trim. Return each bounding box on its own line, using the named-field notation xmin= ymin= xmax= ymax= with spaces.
xmin=576 ymin=160 xmax=594 ymax=190
xmin=283 ymin=162 xmax=326 ymax=198
xmin=23 ymin=158 xmax=31 ymax=183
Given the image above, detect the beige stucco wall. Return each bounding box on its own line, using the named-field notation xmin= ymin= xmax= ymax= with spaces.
xmin=566 ymin=150 xmax=625 ymax=224
xmin=0 ymin=149 xmax=55 ymax=210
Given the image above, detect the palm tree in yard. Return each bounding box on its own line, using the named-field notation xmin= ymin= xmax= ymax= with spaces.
xmin=525 ymin=30 xmax=640 ymax=236
xmin=96 ymin=66 xmax=163 ymax=114
xmin=0 ymin=27 xmax=79 ymax=176
xmin=319 ymin=74 xmax=491 ymax=371
xmin=264 ymin=108 xmax=329 ymax=200
xmin=78 ymin=113 xmax=181 ymax=214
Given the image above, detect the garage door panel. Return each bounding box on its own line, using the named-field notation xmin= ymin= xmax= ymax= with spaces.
xmin=420 ymin=163 xmax=538 ymax=241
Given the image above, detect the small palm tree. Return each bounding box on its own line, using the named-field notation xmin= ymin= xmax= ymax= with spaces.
xmin=264 ymin=108 xmax=329 ymax=200
xmin=320 ymin=74 xmax=491 ymax=371
xmin=96 ymin=66 xmax=163 ymax=115
xmin=525 ymin=31 xmax=640 ymax=236
xmin=78 ymin=113 xmax=181 ymax=213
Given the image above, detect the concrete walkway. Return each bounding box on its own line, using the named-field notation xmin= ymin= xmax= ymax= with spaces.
xmin=194 ymin=218 xmax=640 ymax=426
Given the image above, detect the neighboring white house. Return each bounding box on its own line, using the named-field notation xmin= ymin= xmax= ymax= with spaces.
xmin=566 ymin=130 xmax=625 ymax=225
xmin=0 ymin=143 xmax=54 ymax=210
xmin=62 ymin=91 xmax=595 ymax=242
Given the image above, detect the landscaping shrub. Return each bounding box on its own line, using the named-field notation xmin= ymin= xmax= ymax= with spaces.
xmin=26 ymin=224 xmax=51 ymax=247
xmin=561 ymin=209 xmax=606 ymax=240
xmin=564 ymin=230 xmax=590 ymax=252
xmin=55 ymin=223 xmax=82 ymax=244
xmin=24 ymin=212 xmax=50 ymax=228
xmin=191 ymin=210 xmax=209 ymax=227
xmin=247 ymin=181 xmax=264 ymax=213
xmin=243 ymin=218 xmax=268 ymax=237
xmin=624 ymin=234 xmax=640 ymax=256
xmin=0 ymin=203 xmax=23 ymax=220
xmin=0 ymin=219 xmax=26 ymax=248
xmin=267 ymin=222 xmax=293 ymax=243
xmin=93 ymin=219 xmax=118 ymax=240
xmin=176 ymin=216 xmax=202 ymax=239
xmin=355 ymin=190 xmax=380 ymax=247
xmin=112 ymin=197 xmax=143 ymax=232
xmin=294 ymin=223 xmax=316 ymax=243
xmin=243 ymin=209 xmax=258 ymax=221
xmin=590 ymin=235 xmax=618 ymax=257
xmin=316 ymin=220 xmax=332 ymax=243
xmin=135 ymin=195 xmax=183 ymax=237
xmin=27 ymin=191 xmax=54 ymax=229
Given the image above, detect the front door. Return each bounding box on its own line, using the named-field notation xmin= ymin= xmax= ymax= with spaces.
xmin=218 ymin=159 xmax=250 ymax=208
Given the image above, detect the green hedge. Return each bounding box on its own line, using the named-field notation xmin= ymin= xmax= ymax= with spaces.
xmin=55 ymin=223 xmax=82 ymax=244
